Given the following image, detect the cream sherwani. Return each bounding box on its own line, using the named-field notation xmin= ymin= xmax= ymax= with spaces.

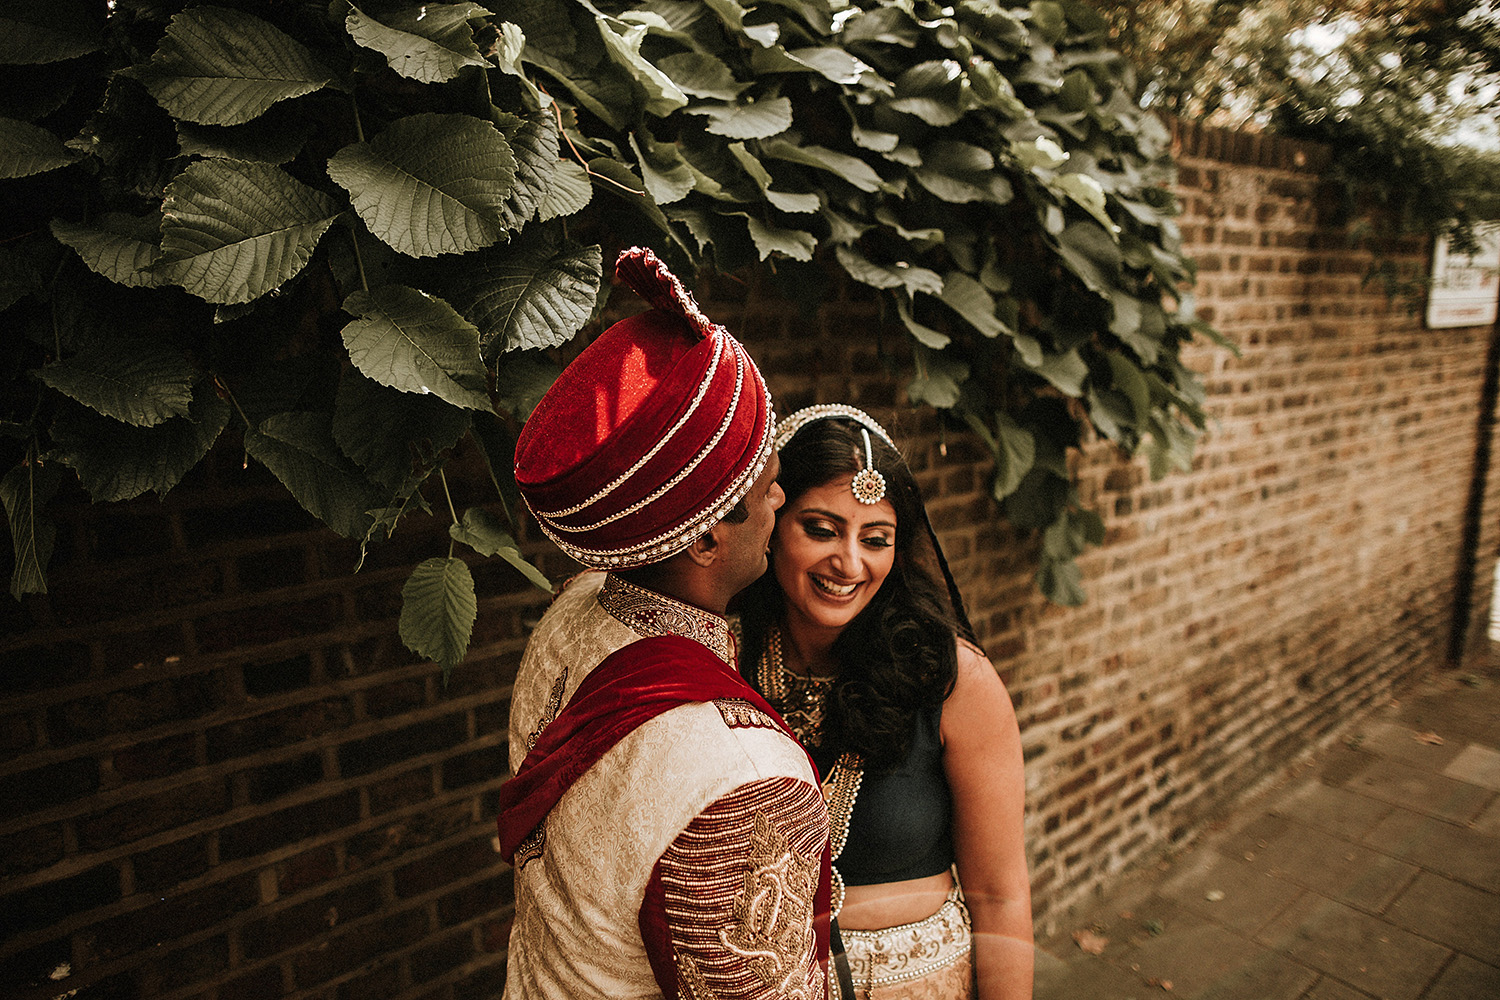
xmin=502 ymin=572 xmax=829 ymax=1000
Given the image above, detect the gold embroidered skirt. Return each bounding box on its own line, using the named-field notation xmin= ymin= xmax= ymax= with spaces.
xmin=839 ymin=886 xmax=975 ymax=1000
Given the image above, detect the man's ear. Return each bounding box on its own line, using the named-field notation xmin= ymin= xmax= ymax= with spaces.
xmin=681 ymin=524 xmax=722 ymax=568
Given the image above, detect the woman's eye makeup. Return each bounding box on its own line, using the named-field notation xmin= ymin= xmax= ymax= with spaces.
xmin=861 ymin=534 xmax=893 ymax=548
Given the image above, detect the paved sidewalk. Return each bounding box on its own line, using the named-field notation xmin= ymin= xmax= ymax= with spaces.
xmin=1035 ymin=661 xmax=1500 ymax=1000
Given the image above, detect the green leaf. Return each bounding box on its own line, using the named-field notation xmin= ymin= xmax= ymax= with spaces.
xmin=327 ymin=113 xmax=517 ymax=258
xmin=889 ymin=61 xmax=965 ymax=126
xmin=906 ymin=345 xmax=969 ymax=408
xmin=341 ymin=286 xmax=492 ymax=410
xmin=1055 ymin=220 xmax=1121 ymax=296
xmin=537 ymin=161 xmax=593 ymax=222
xmin=48 ymin=386 xmax=230 ymax=502
xmin=36 ymin=341 xmax=195 ymax=428
xmin=598 ymin=20 xmax=687 ymax=116
xmin=1055 ymin=172 xmax=1114 ymax=231
xmin=685 ymin=97 xmax=793 ymax=139
xmin=450 ymin=507 xmax=552 ymax=593
xmin=1031 ymin=348 xmax=1088 ymax=396
xmin=399 ymin=556 xmax=477 ymax=676
xmin=939 ymin=271 xmax=1010 ymax=338
xmin=51 ymin=213 xmax=163 ymax=288
xmin=0 ymin=1 xmax=103 ymax=65
xmin=132 ymin=6 xmax=332 ymax=126
xmin=347 ymin=3 xmax=493 ymax=84
xmin=835 ymin=246 xmax=944 ymax=297
xmin=1037 ymin=553 xmax=1086 ymax=606
xmin=784 ymin=46 xmax=869 ymax=84
xmin=499 ymin=114 xmax=563 ymax=230
xmin=1 ymin=461 xmax=63 ymax=599
xmin=1105 ymin=352 xmax=1151 ymax=426
xmin=895 ymin=296 xmax=950 ymax=350
xmin=493 ymin=351 xmax=561 ymax=421
xmin=434 ymin=241 xmax=603 ymax=359
xmin=658 ymin=51 xmax=747 ymax=100
xmin=0 ymin=117 xmax=82 ymax=178
xmin=761 ymin=139 xmax=886 ymax=193
xmin=915 ymin=141 xmax=1014 ymax=204
xmin=155 ymin=159 xmax=340 ymax=304
xmin=742 ymin=215 xmax=818 ymax=261
xmin=244 ymin=411 xmax=383 ymax=537
xmin=727 ymin=143 xmax=819 ymax=214
xmin=175 ymin=109 xmax=314 ymax=165
xmin=631 ymin=131 xmax=696 ymax=206
xmin=990 ymin=413 xmax=1036 ymax=500
xmin=1003 ymin=467 xmax=1068 ymax=529
xmin=333 ymin=372 xmax=472 ymax=490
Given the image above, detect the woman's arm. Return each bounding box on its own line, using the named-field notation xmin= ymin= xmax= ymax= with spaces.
xmin=942 ymin=640 xmax=1034 ymax=1000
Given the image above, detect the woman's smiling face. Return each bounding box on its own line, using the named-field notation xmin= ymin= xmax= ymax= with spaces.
xmin=772 ymin=476 xmax=898 ymax=637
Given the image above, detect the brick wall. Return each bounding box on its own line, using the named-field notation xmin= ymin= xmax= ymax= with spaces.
xmin=3 ymin=119 xmax=1497 ymax=996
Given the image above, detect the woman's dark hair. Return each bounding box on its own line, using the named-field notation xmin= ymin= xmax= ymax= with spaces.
xmin=736 ymin=416 xmax=973 ymax=770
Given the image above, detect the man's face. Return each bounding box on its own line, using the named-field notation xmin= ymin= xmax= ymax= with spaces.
xmin=717 ymin=451 xmax=785 ymax=596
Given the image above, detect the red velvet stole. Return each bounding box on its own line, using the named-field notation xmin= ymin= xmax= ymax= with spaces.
xmin=497 ymin=633 xmax=813 ymax=858
xmin=495 ymin=633 xmax=831 ymax=985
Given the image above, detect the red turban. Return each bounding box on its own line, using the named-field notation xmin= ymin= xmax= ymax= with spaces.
xmin=514 ymin=247 xmax=774 ymax=569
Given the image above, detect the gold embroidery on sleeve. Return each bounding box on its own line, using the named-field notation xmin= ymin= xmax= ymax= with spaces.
xmin=719 ymin=811 xmax=820 ymax=997
xmin=525 ymin=668 xmax=569 ymax=753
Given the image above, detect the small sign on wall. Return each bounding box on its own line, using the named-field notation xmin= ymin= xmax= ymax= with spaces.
xmin=1426 ymin=222 xmax=1500 ymax=329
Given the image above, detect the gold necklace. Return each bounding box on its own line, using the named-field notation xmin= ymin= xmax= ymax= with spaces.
xmin=758 ymin=627 xmax=864 ymax=918
xmin=758 ymin=627 xmax=837 ymax=747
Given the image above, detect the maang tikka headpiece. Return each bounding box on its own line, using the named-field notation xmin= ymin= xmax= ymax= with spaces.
xmin=773 ymin=404 xmax=895 ymax=505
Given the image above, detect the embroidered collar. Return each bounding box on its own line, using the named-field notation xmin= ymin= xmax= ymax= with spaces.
xmin=597 ymin=574 xmax=734 ymax=664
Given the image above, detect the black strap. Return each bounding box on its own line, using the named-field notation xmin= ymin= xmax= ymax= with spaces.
xmin=830 ymin=918 xmax=856 ymax=999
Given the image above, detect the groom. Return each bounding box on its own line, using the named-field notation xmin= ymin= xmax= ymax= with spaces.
xmin=496 ymin=247 xmax=831 ymax=999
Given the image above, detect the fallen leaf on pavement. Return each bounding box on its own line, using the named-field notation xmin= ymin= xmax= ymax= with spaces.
xmin=1073 ymin=929 xmax=1109 ymax=954
xmin=1414 ymin=731 xmax=1444 ymax=745
xmin=1205 ymin=889 xmax=1225 ymax=902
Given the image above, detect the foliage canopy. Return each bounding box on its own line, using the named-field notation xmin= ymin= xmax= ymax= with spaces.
xmin=1094 ymin=0 xmax=1500 ymax=244
xmin=2 ymin=0 xmax=1216 ymax=672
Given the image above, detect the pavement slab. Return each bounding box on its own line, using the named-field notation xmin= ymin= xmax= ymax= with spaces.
xmin=1362 ymin=807 xmax=1500 ymax=893
xmin=1301 ymin=977 xmax=1379 ymax=1000
xmin=1350 ymin=719 xmax=1464 ymax=771
xmin=1339 ymin=756 xmax=1493 ymax=824
xmin=1441 ymin=742 xmax=1500 ymax=791
xmin=1266 ymin=779 xmax=1395 ymax=841
xmin=1032 ymin=667 xmax=1500 ymax=1000
xmin=1155 ymin=851 xmax=1304 ymax=935
xmin=1383 ymin=870 xmax=1500 ymax=963
xmin=1249 ymin=818 xmax=1418 ymax=912
xmin=1420 ymin=954 xmax=1500 ymax=1000
xmin=1253 ymin=893 xmax=1451 ymax=1000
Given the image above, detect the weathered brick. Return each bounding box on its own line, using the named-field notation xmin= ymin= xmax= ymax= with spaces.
xmin=409 ymin=927 xmax=472 ymax=983
xmin=48 ymin=673 xmax=218 ymax=746
xmin=76 ymin=779 xmax=230 ymax=852
xmin=368 ymin=767 xmax=435 ymax=816
xmin=219 ymin=791 xmax=360 ymax=862
xmin=132 ymin=834 xmax=212 ymax=892
xmin=242 ymin=652 xmax=315 ymax=696
xmin=206 ymin=698 xmax=355 ymax=762
xmin=241 ymin=878 xmax=385 ymax=961
xmin=0 ymin=640 xmax=92 ymax=694
xmin=394 ymin=838 xmax=495 ymax=900
xmin=0 ymin=755 xmax=100 ymax=815
xmin=217 ymin=963 xmax=284 ymax=1000
xmin=437 ymin=874 xmax=512 ymax=928
xmin=0 ymin=823 xmax=66 ymax=878
xmin=196 ymin=595 xmax=343 ymax=654
xmin=86 ymin=875 xmax=257 ymax=960
xmin=244 ymin=751 xmax=325 ymax=804
xmin=440 ymin=744 xmax=506 ymax=792
xmin=113 ymin=731 xmax=197 ymax=781
xmin=0 ymin=862 xmax=121 ymax=939
xmin=292 ymin=907 xmax=428 ymax=988
xmin=338 ymin=714 xmax=466 ymax=778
